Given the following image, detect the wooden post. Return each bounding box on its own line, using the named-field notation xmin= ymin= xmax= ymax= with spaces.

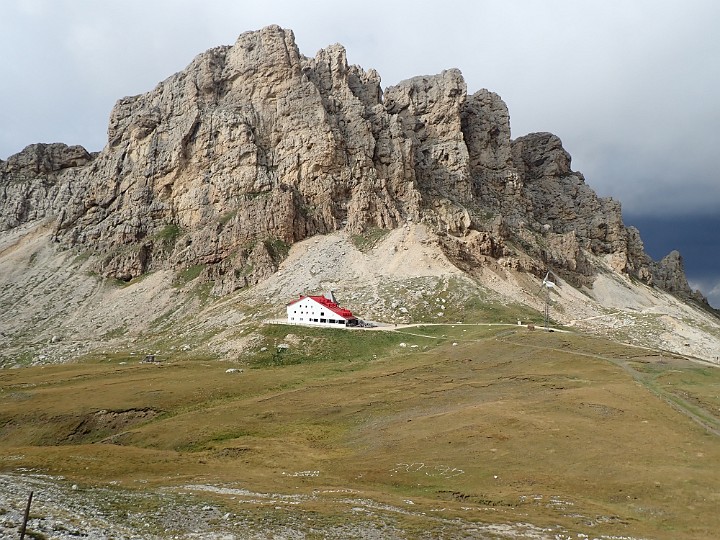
xmin=19 ymin=490 xmax=33 ymax=540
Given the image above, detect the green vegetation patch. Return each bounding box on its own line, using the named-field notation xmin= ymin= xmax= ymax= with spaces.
xmin=378 ymin=275 xmax=540 ymax=325
xmin=248 ymin=323 xmax=415 ymax=367
xmin=155 ymin=223 xmax=182 ymax=249
xmin=102 ymin=325 xmax=128 ymax=340
xmin=71 ymin=250 xmax=93 ymax=266
xmin=218 ymin=210 xmax=238 ymax=227
xmin=263 ymin=238 xmax=290 ymax=263
xmin=351 ymin=226 xmax=390 ymax=252
xmin=173 ymin=264 xmax=206 ymax=287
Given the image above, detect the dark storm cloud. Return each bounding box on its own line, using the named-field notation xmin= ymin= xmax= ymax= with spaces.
xmin=2 ymin=0 xmax=718 ymax=303
xmin=626 ymin=215 xmax=720 ymax=308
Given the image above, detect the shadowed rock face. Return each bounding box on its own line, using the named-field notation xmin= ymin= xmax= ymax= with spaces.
xmin=0 ymin=25 xmax=696 ymax=300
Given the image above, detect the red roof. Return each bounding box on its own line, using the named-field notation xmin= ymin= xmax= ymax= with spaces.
xmin=288 ymin=295 xmax=356 ymax=319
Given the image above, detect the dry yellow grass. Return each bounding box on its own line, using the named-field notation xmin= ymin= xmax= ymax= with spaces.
xmin=1 ymin=325 xmax=719 ymax=538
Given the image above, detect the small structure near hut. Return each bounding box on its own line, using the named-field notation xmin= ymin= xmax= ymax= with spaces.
xmin=286 ymin=291 xmax=359 ymax=327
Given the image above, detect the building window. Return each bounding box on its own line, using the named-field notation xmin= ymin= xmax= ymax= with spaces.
xmin=320 ymin=318 xmax=326 ymax=323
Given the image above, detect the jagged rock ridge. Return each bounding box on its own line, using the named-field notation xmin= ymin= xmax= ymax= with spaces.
xmin=0 ymin=25 xmax=699 ymax=300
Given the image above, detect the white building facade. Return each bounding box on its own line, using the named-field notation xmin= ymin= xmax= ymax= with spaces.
xmin=286 ymin=294 xmax=357 ymax=327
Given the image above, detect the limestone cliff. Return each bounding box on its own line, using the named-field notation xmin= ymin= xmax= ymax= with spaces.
xmin=0 ymin=143 xmax=94 ymax=231
xmin=0 ymin=25 xmax=699 ymax=301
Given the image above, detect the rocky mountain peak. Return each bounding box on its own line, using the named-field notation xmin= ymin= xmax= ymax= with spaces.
xmin=0 ymin=25 xmax=704 ymax=304
xmin=2 ymin=143 xmax=93 ymax=176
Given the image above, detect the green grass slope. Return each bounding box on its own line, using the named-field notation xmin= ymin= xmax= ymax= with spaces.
xmin=1 ymin=325 xmax=719 ymax=538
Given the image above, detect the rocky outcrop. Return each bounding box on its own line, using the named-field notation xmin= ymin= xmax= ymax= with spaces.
xmin=461 ymin=88 xmax=517 ymax=215
xmin=39 ymin=26 xmax=432 ymax=288
xmin=0 ymin=25 xmax=699 ymax=302
xmin=508 ymin=133 xmax=629 ymax=264
xmin=650 ymin=250 xmax=693 ymax=295
xmin=384 ymin=69 xmax=471 ymax=202
xmin=0 ymin=143 xmax=93 ymax=231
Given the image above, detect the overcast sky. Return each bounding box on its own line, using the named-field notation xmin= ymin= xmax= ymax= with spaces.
xmin=1 ymin=0 xmax=718 ymax=305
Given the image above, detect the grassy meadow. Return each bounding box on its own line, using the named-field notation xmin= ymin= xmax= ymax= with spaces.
xmin=1 ymin=323 xmax=719 ymax=538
